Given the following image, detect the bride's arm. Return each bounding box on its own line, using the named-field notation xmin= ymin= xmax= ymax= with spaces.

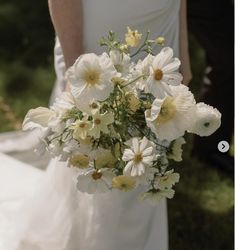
xmin=179 ymin=0 xmax=192 ymax=85
xmin=48 ymin=0 xmax=83 ymax=69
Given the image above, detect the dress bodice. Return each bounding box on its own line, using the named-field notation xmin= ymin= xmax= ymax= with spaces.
xmin=52 ymin=0 xmax=180 ymax=103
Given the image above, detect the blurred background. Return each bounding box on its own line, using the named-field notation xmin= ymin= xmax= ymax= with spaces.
xmin=0 ymin=1 xmax=233 ymax=250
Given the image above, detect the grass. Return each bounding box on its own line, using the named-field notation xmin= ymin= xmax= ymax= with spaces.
xmin=0 ymin=36 xmax=233 ymax=250
xmin=0 ymin=62 xmax=55 ymax=132
xmin=169 ymin=137 xmax=233 ymax=250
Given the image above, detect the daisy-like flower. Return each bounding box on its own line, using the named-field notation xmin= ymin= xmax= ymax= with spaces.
xmin=154 ymin=170 xmax=180 ymax=190
xmin=144 ymin=47 xmax=183 ymax=98
xmin=140 ymin=189 xmax=175 ymax=205
xmin=188 ymin=102 xmax=221 ymax=136
xmin=69 ymin=154 xmax=90 ymax=169
xmin=125 ymin=26 xmax=142 ymax=47
xmin=76 ymin=168 xmax=115 ymax=194
xmin=112 ymin=175 xmax=136 ymax=191
xmin=122 ymin=137 xmax=155 ymax=177
xmin=89 ymin=112 xmax=114 ymax=138
xmin=109 ymin=50 xmax=131 ymax=75
xmin=23 ymin=107 xmax=56 ymax=131
xmin=167 ymin=137 xmax=186 ymax=162
xmin=71 ymin=117 xmax=92 ymax=140
xmin=145 ymin=84 xmax=196 ymax=141
xmin=66 ymin=53 xmax=117 ymax=103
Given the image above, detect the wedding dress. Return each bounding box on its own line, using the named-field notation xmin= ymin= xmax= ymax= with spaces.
xmin=0 ymin=1 xmax=180 ymax=249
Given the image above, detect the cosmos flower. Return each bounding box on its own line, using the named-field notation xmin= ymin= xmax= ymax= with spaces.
xmin=122 ymin=137 xmax=155 ymax=177
xmin=66 ymin=53 xmax=117 ymax=103
xmin=144 ymin=47 xmax=183 ymax=98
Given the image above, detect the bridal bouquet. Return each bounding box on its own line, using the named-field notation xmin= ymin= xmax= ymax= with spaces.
xmin=23 ymin=28 xmax=221 ymax=204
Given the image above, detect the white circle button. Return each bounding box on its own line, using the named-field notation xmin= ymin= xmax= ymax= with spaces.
xmin=218 ymin=141 xmax=230 ymax=153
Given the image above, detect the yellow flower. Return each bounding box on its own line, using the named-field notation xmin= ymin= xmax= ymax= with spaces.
xmin=125 ymin=92 xmax=141 ymax=112
xmin=155 ymin=36 xmax=165 ymax=45
xmin=69 ymin=154 xmax=90 ymax=169
xmin=111 ymin=77 xmax=126 ymax=87
xmin=112 ymin=175 xmax=136 ymax=191
xmin=96 ymin=150 xmax=118 ymax=169
xmin=125 ymin=27 xmax=142 ymax=47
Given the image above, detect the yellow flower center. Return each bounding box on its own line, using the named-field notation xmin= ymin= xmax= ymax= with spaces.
xmin=154 ymin=69 xmax=163 ymax=81
xmin=94 ymin=118 xmax=101 ymax=125
xmin=92 ymin=171 xmax=103 ymax=180
xmin=133 ymin=153 xmax=143 ymax=164
xmin=156 ymin=97 xmax=176 ymax=124
xmin=84 ymin=70 xmax=100 ymax=86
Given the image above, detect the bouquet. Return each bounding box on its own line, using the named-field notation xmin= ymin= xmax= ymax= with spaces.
xmin=23 ymin=27 xmax=221 ymax=204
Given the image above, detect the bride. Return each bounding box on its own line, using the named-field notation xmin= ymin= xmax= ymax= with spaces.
xmin=0 ymin=0 xmax=191 ymax=249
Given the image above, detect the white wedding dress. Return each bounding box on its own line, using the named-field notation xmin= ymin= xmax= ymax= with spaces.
xmin=0 ymin=1 xmax=180 ymax=249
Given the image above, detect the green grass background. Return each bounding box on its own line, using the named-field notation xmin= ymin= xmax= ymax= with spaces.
xmin=0 ymin=1 xmax=233 ymax=250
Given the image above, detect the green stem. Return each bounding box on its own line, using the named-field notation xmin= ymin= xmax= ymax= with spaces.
xmin=122 ymin=75 xmax=145 ymax=88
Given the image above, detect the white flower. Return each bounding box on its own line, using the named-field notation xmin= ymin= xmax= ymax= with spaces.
xmin=122 ymin=137 xmax=155 ymax=177
xmin=75 ymin=99 xmax=100 ymax=115
xmin=109 ymin=50 xmax=131 ymax=75
xmin=23 ymin=107 xmax=56 ymax=130
xmin=154 ymin=170 xmax=180 ymax=190
xmin=66 ymin=53 xmax=117 ymax=103
xmin=145 ymin=84 xmax=196 ymax=141
xmin=71 ymin=117 xmax=92 ymax=140
xmin=135 ymin=54 xmax=154 ymax=90
xmin=188 ymin=103 xmax=221 ymax=136
xmin=167 ymin=137 xmax=186 ymax=162
xmin=140 ymin=189 xmax=175 ymax=205
xmin=144 ymin=47 xmax=183 ymax=98
xmin=51 ymin=91 xmax=76 ymax=113
xmin=89 ymin=112 xmax=114 ymax=138
xmin=76 ymin=168 xmax=115 ymax=194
